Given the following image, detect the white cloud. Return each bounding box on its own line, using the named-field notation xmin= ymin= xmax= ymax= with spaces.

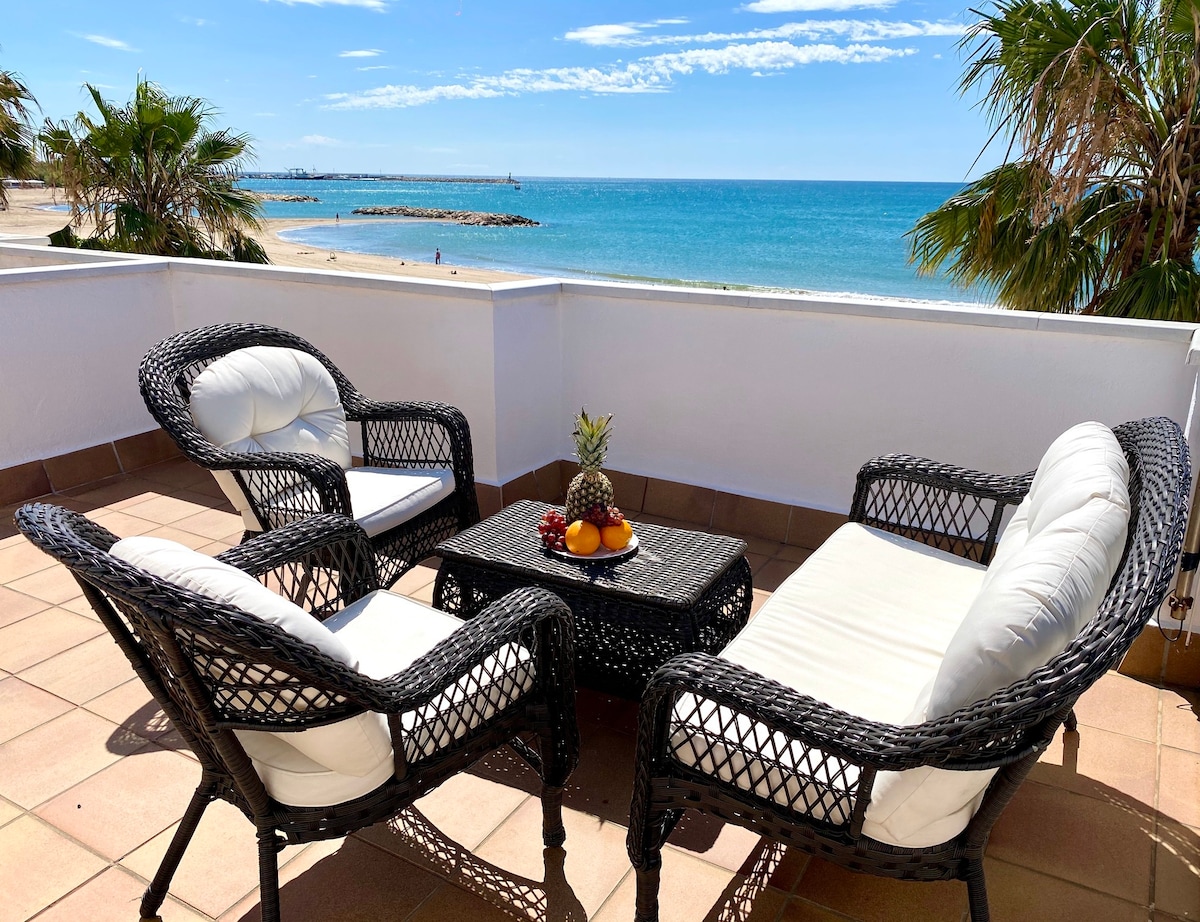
xmin=263 ymin=0 xmax=388 ymax=10
xmin=563 ymin=17 xmax=958 ymax=48
xmin=339 ymin=48 xmax=383 ymax=57
xmin=357 ymin=65 xmax=393 ymax=71
xmin=743 ymin=0 xmax=895 ymax=11
xmin=181 ymin=16 xmax=209 ymax=26
xmin=326 ymin=40 xmax=913 ymax=109
xmin=79 ymin=34 xmax=137 ymax=51
xmin=302 ymin=134 xmax=342 ymax=145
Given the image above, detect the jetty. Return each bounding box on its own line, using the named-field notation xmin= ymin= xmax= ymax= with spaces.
xmin=351 ymin=206 xmax=538 ymax=226
xmin=242 ymin=171 xmax=522 ymax=186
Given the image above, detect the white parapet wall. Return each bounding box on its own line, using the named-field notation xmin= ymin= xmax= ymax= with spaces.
xmin=1 ymin=247 xmax=1198 ymax=513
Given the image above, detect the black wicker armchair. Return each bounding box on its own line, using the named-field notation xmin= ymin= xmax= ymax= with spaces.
xmin=138 ymin=322 xmax=480 ymax=588
xmin=627 ymin=417 xmax=1190 ymax=922
xmin=16 ymin=505 xmax=579 ymax=922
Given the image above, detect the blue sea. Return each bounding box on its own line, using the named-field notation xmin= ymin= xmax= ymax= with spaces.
xmin=243 ymin=177 xmax=989 ymax=303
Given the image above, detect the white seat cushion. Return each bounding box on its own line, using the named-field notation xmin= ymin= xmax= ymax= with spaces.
xmin=345 ymin=467 xmax=456 ymax=538
xmin=245 ymin=590 xmax=534 ymax=807
xmin=111 ymin=540 xmax=535 ymax=808
xmin=926 ymin=422 xmax=1130 ymax=719
xmin=189 ymin=346 xmax=352 ymax=529
xmin=669 ymin=523 xmax=992 ymax=848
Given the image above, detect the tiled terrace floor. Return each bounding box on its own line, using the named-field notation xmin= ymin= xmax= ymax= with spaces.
xmin=1 ymin=458 xmax=1198 ymax=922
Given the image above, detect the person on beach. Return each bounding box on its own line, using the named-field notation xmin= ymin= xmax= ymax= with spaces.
xmin=435 ymin=248 xmax=441 ymax=265
xmin=335 ymin=212 xmax=339 ymax=223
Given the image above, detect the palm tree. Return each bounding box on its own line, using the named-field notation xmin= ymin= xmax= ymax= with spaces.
xmin=40 ymin=79 xmax=268 ymax=262
xmin=908 ymin=0 xmax=1200 ymax=322
xmin=0 ymin=69 xmax=37 ymax=207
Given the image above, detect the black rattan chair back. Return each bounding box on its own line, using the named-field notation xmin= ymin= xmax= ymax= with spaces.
xmin=138 ymin=322 xmax=481 ymax=586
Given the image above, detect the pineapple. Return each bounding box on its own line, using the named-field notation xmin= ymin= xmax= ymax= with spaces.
xmin=565 ymin=408 xmax=615 ymax=523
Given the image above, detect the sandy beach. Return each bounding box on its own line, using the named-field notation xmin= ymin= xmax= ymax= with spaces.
xmin=0 ymin=187 xmax=533 ymax=284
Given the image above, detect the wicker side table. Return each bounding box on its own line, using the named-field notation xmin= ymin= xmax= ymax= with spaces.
xmin=433 ymin=500 xmax=752 ymax=698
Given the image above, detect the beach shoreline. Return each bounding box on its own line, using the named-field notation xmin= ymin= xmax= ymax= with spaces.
xmin=0 ymin=188 xmax=533 ymax=284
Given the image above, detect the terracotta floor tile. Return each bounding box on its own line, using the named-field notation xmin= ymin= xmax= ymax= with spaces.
xmin=591 ymin=852 xmax=745 ymax=922
xmin=18 ymin=634 xmax=135 ymax=705
xmin=791 ymin=856 xmax=968 ymax=922
xmin=745 ymin=552 xmax=770 ymax=575
xmin=0 ymin=797 xmax=21 ymax=828
xmin=391 ymin=563 xmax=439 ymax=598
xmin=35 ymin=744 xmax=200 ymax=860
xmin=31 ymin=865 xmax=213 ymax=922
xmin=66 ymin=477 xmax=168 ymax=512
xmin=358 ymin=772 xmax=529 ymax=855
xmin=218 ymin=836 xmax=440 ymax=922
xmin=1160 ymin=747 xmax=1200 ymax=829
xmin=1071 ymin=671 xmax=1161 ymax=743
xmin=121 ymin=798 xmax=272 ymax=919
xmin=0 ymin=815 xmax=107 ymax=922
xmin=140 ymin=525 xmax=214 ymax=551
xmin=120 ymin=492 xmax=217 ymax=527
xmin=774 ymin=545 xmax=813 ymax=565
xmin=0 ymin=586 xmax=51 ymax=628
xmin=0 ymin=677 xmax=73 ymax=744
xmin=666 ymin=813 xmax=766 ymax=875
xmin=0 ymin=608 xmax=104 ymax=674
xmin=402 ymin=882 xmax=525 ymax=922
xmin=0 ymin=709 xmax=136 ymax=808
xmin=753 ymin=559 xmax=801 ymax=593
xmin=1153 ymin=821 xmax=1200 ymax=920
xmin=777 ymin=898 xmax=860 ymax=922
xmin=983 ymin=857 xmax=1146 ymax=922
xmin=85 ymin=508 xmax=160 ymax=538
xmin=135 ymin=459 xmax=213 ymax=491
xmin=83 ymin=678 xmax=173 ymax=741
xmin=0 ymin=538 xmax=57 ymax=583
xmin=474 ymin=799 xmax=631 ymax=914
xmin=4 ymin=566 xmax=85 ymax=607
xmin=987 ymin=781 xmax=1154 ymax=903
xmin=172 ymin=507 xmax=244 ymax=541
xmin=1162 ymin=687 xmax=1200 ymax=754
xmin=749 ymin=587 xmax=772 ymax=620
xmin=1030 ymin=724 xmax=1158 ymax=809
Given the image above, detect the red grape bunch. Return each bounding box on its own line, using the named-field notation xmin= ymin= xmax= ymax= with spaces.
xmin=538 ymin=509 xmax=568 ymax=550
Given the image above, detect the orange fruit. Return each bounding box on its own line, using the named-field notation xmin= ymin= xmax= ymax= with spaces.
xmin=600 ymin=520 xmax=633 ymax=550
xmin=565 ymin=520 xmax=601 ymax=555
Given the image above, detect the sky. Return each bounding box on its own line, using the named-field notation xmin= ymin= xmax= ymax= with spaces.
xmin=0 ymin=1 xmax=999 ymax=182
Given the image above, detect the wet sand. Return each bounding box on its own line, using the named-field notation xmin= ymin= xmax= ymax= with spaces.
xmin=0 ymin=188 xmax=533 ymax=284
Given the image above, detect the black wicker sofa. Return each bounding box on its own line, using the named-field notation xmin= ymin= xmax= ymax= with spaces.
xmin=627 ymin=417 xmax=1190 ymax=922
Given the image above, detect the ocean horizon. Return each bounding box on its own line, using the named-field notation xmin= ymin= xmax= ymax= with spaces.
xmin=243 ymin=177 xmax=991 ymax=303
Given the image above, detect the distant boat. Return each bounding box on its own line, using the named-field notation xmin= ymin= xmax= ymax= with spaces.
xmin=513 ymin=182 xmax=521 ymax=190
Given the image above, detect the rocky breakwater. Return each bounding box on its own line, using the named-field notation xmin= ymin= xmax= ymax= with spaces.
xmin=351 ymin=206 xmax=538 ymax=226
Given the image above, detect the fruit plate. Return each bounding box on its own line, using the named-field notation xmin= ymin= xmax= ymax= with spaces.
xmin=548 ymin=534 xmax=639 ymax=563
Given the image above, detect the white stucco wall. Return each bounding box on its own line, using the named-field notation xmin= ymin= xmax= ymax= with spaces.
xmin=1 ymin=249 xmax=1197 ymax=511
xmin=0 ymin=260 xmax=175 ymax=465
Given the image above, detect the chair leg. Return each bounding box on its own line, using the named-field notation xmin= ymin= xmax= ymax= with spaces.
xmin=139 ymin=781 xmax=217 ymax=920
xmin=1065 ymin=708 xmax=1078 ymax=732
xmin=257 ymin=829 xmax=285 ymax=922
xmin=634 ymin=864 xmax=662 ymax=922
xmin=541 ymin=784 xmax=566 ymax=847
xmin=965 ymin=859 xmax=990 ymax=922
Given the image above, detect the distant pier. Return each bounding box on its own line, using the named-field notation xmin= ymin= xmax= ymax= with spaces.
xmin=242 ymin=172 xmax=521 ymax=185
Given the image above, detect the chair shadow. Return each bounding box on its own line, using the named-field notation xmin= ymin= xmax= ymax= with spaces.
xmin=230 ymin=805 xmax=589 ymax=922
xmin=104 ymin=699 xmax=185 ymax=755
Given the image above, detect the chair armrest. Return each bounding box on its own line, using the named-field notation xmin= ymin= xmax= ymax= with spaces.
xmin=217 ymin=514 xmax=380 ymax=614
xmin=205 ymin=449 xmax=353 ymax=526
xmin=849 ymin=454 xmax=1034 ymax=564
xmin=349 ymin=399 xmax=475 ymax=485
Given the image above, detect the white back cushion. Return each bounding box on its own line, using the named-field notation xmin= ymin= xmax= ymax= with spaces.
xmin=190 ymin=346 xmax=351 ymax=468
xmin=926 ymin=422 xmax=1130 ymax=719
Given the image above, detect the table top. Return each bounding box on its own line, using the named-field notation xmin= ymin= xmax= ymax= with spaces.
xmin=435 ymin=500 xmax=749 ymax=611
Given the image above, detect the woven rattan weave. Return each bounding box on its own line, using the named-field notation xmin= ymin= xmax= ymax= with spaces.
xmin=433 ymin=500 xmax=752 ymax=698
xmin=138 ymin=322 xmax=480 ymax=588
xmin=626 ymin=417 xmax=1190 ymax=922
xmin=15 ymin=506 xmax=579 ymax=922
